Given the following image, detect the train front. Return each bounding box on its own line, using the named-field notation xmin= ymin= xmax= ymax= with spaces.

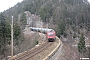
xmin=47 ymin=31 xmax=56 ymax=42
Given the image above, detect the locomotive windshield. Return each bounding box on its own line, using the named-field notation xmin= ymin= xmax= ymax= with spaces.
xmin=48 ymin=33 xmax=54 ymax=36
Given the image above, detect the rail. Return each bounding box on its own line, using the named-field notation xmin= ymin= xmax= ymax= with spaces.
xmin=8 ymin=41 xmax=52 ymax=60
xmin=8 ymin=37 xmax=61 ymax=60
xmin=43 ymin=36 xmax=61 ymax=60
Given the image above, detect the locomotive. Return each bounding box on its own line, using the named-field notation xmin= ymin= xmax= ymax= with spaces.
xmin=30 ymin=27 xmax=56 ymax=42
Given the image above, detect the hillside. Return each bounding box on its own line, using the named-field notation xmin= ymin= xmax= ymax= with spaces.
xmin=0 ymin=0 xmax=90 ymax=59
xmin=3 ymin=0 xmax=90 ymax=36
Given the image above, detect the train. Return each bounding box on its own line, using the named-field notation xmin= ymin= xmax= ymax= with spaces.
xmin=30 ymin=27 xmax=56 ymax=42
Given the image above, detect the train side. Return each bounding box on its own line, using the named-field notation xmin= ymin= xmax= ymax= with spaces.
xmin=30 ymin=27 xmax=56 ymax=42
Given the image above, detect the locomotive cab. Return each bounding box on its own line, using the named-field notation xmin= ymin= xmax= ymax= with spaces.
xmin=46 ymin=31 xmax=56 ymax=42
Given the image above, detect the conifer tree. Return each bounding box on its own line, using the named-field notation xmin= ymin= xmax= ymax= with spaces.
xmin=78 ymin=33 xmax=86 ymax=53
xmin=0 ymin=13 xmax=7 ymax=56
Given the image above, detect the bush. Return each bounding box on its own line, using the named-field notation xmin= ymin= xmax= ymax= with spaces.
xmin=35 ymin=40 xmax=38 ymax=45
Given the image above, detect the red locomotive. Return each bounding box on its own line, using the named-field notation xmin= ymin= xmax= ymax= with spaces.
xmin=46 ymin=31 xmax=56 ymax=42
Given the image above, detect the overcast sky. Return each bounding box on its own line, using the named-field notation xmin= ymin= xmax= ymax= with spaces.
xmin=88 ymin=0 xmax=90 ymax=3
xmin=0 ymin=0 xmax=23 ymax=12
xmin=0 ymin=0 xmax=90 ymax=12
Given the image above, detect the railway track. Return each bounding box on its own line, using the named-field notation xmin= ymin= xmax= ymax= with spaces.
xmin=9 ymin=41 xmax=53 ymax=60
xmin=8 ymin=36 xmax=60 ymax=60
xmin=28 ymin=37 xmax=60 ymax=60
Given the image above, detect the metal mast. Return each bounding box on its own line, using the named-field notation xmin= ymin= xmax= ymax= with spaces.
xmin=11 ymin=16 xmax=13 ymax=57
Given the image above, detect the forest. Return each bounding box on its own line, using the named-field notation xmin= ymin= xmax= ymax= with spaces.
xmin=0 ymin=0 xmax=90 ymax=59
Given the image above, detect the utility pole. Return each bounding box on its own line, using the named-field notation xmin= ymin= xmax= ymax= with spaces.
xmin=11 ymin=16 xmax=13 ymax=57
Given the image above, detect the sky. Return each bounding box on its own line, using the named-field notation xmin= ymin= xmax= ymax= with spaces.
xmin=0 ymin=0 xmax=90 ymax=12
xmin=0 ymin=0 xmax=23 ymax=12
xmin=88 ymin=0 xmax=90 ymax=2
